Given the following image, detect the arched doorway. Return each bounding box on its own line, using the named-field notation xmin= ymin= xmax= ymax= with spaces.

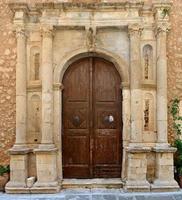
xmin=62 ymin=57 xmax=122 ymax=178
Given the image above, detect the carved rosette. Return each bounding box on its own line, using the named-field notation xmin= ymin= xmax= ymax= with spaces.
xmin=128 ymin=23 xmax=143 ymax=37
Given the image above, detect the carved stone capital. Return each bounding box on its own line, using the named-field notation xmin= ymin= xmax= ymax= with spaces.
xmin=128 ymin=23 xmax=143 ymax=37
xmin=15 ymin=26 xmax=28 ymax=39
xmin=41 ymin=25 xmax=55 ymax=38
xmin=155 ymin=22 xmax=171 ymax=36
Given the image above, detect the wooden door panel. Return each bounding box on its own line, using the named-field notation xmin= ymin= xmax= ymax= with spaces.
xmin=93 ymin=57 xmax=122 ymax=178
xmin=63 ymin=135 xmax=89 ymax=164
xmin=62 ymin=57 xmax=122 ymax=178
xmin=63 ymin=58 xmax=91 ymax=178
xmin=63 ymin=59 xmax=90 ymax=102
xmin=94 ymin=136 xmax=118 ymax=164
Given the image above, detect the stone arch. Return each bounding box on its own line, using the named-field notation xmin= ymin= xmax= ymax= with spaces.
xmin=54 ymin=47 xmax=129 ymax=84
xmin=53 ymin=47 xmax=130 ymax=180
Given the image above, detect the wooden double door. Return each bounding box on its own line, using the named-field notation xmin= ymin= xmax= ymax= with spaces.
xmin=62 ymin=57 xmax=122 ymax=178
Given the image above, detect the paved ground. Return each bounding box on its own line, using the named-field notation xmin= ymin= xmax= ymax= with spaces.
xmin=0 ymin=189 xmax=182 ymax=200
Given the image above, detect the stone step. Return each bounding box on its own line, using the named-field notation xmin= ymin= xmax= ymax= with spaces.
xmin=61 ymin=178 xmax=124 ymax=189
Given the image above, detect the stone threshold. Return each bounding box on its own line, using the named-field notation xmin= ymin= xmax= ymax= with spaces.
xmin=62 ymin=178 xmax=124 ymax=189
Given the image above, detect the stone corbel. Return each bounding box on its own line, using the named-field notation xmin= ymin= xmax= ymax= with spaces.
xmin=86 ymin=26 xmax=96 ymax=52
xmin=120 ymin=82 xmax=130 ymax=90
xmin=53 ymin=83 xmax=64 ymax=91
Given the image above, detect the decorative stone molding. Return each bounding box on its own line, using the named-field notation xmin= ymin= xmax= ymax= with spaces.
xmin=27 ymin=83 xmax=42 ymax=92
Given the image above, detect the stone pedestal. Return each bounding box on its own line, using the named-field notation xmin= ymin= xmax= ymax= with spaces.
xmin=125 ymin=147 xmax=151 ymax=192
xmin=5 ymin=149 xmax=31 ymax=194
xmin=32 ymin=148 xmax=59 ymax=193
xmin=151 ymin=147 xmax=179 ymax=192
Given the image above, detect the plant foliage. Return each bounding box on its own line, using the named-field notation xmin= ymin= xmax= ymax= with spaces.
xmin=170 ymin=98 xmax=182 ymax=175
xmin=0 ymin=165 xmax=10 ymax=176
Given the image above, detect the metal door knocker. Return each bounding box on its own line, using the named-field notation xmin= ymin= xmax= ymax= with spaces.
xmin=72 ymin=115 xmax=80 ymax=126
xmin=104 ymin=115 xmax=114 ymax=123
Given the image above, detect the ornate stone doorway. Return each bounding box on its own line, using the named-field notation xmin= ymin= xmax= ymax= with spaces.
xmin=62 ymin=57 xmax=122 ymax=178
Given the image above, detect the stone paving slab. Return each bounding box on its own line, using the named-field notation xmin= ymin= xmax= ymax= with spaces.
xmin=0 ymin=189 xmax=182 ymax=200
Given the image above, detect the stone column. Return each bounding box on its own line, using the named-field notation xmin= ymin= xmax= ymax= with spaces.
xmin=128 ymin=24 xmax=143 ymax=145
xmin=40 ymin=26 xmax=55 ymax=149
xmin=33 ymin=26 xmax=59 ymax=193
xmin=156 ymin=23 xmax=170 ymax=146
xmin=14 ymin=28 xmax=27 ymax=148
xmin=151 ymin=22 xmax=179 ymax=191
xmin=6 ymin=26 xmax=31 ymax=193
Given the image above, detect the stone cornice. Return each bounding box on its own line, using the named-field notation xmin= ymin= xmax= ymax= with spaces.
xmin=152 ymin=0 xmax=173 ymax=9
xmin=35 ymin=2 xmax=144 ymax=11
xmin=8 ymin=0 xmax=30 ymax=13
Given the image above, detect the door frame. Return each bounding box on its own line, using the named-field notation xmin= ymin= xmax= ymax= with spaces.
xmin=53 ymin=49 xmax=130 ymax=181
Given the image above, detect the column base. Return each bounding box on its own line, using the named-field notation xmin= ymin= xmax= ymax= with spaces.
xmin=5 ymin=185 xmax=30 ymax=194
xmin=31 ymin=181 xmax=60 ymax=193
xmin=5 ymin=182 xmax=60 ymax=194
xmin=151 ymin=179 xmax=179 ymax=192
xmin=124 ymin=180 xmax=150 ymax=192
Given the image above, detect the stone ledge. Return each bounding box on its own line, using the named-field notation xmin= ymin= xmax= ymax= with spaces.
xmin=8 ymin=147 xmax=33 ymax=155
xmin=34 ymin=147 xmax=58 ymax=154
xmin=126 ymin=146 xmax=151 ymax=153
xmin=152 ymin=146 xmax=177 ymax=153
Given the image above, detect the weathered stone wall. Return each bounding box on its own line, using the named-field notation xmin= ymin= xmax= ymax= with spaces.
xmin=168 ymin=0 xmax=182 ymax=143
xmin=0 ymin=0 xmax=16 ymax=165
xmin=0 ymin=0 xmax=181 ymax=165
